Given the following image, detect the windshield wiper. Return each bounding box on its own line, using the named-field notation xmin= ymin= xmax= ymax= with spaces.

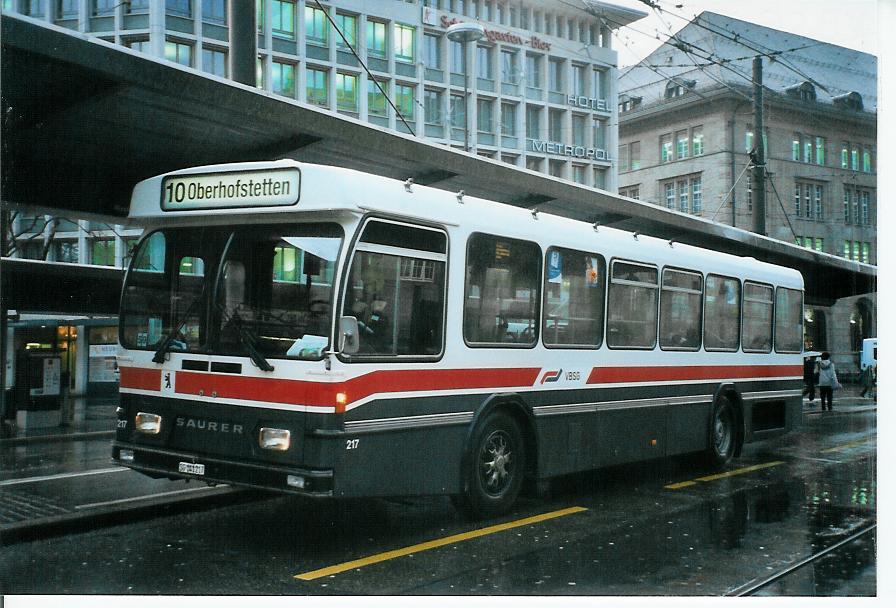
xmin=152 ymin=295 xmax=202 ymax=363
xmin=217 ymin=303 xmax=275 ymax=372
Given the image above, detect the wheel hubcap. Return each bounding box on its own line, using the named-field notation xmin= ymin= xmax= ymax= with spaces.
xmin=480 ymin=430 xmax=513 ymax=496
xmin=714 ymin=405 xmax=733 ymax=456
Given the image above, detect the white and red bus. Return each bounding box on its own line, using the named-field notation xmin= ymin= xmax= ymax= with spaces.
xmin=113 ymin=160 xmax=804 ymax=518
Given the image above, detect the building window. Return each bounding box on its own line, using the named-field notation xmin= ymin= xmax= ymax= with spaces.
xmin=815 ymin=136 xmax=826 ymax=165
xmin=58 ymin=0 xmax=80 ymax=16
xmin=571 ymin=114 xmax=586 ymax=147
xmin=592 ymin=68 xmax=604 ymax=100
xmin=501 ymin=50 xmax=518 ymax=84
xmin=335 ymin=72 xmax=358 ymax=111
xmin=841 ymin=142 xmax=849 ymax=169
xmin=256 ymin=56 xmax=265 ymax=88
xmin=202 ymin=0 xmax=226 ymax=24
xmin=477 ymin=98 xmax=493 ymax=133
xmin=450 ymin=94 xmax=465 ymax=129
xmin=525 ymin=105 xmax=540 ymax=139
xmin=548 ymin=109 xmax=562 ymax=142
xmin=368 ymin=79 xmax=388 ymax=117
xmin=476 ymin=45 xmax=493 ymax=80
xmin=305 ymin=5 xmax=328 ymax=46
xmin=852 ymin=241 xmax=860 ymax=261
xmin=675 ymin=130 xmax=689 ymax=159
xmin=395 ymin=83 xmax=415 ymax=120
xmin=862 ymin=242 xmax=870 ymax=264
xmin=692 ymin=126 xmax=704 ymax=156
xmin=794 ymin=184 xmax=801 ymax=217
xmin=860 ymin=190 xmax=871 ymax=225
xmin=93 ymin=0 xmax=115 ymax=15
xmin=548 ymin=58 xmax=563 ymax=92
xmin=842 ymin=240 xmax=850 ymax=258
xmin=863 ymin=148 xmax=873 ymax=172
xmin=629 ymin=141 xmax=641 ymax=170
xmin=692 ymin=176 xmax=702 ymax=214
xmin=202 ymin=47 xmax=227 ymax=77
xmin=851 ymin=145 xmax=859 ymax=171
xmin=424 ymin=89 xmax=442 ymax=125
xmin=367 ymin=20 xmax=386 ymax=58
xmin=424 ymin=33 xmax=441 ymax=69
xmin=791 ymin=135 xmax=800 ymax=162
xmin=92 ymin=239 xmax=116 ymax=267
xmin=660 ymin=133 xmax=672 ymax=163
xmin=572 ymin=164 xmax=586 ymax=184
xmin=55 ymin=241 xmax=80 ymax=263
xmin=334 ymin=12 xmax=356 ymax=49
xmin=306 ymin=67 xmax=328 ymax=106
xmin=678 ymin=179 xmax=689 ymax=213
xmin=166 ymin=0 xmax=190 ymax=17
xmin=803 ymin=136 xmax=812 ymax=163
xmin=272 ymin=0 xmax=295 ymax=39
xmin=525 ymin=54 xmax=541 ymax=89
xmin=272 ymin=61 xmax=296 ymax=98
xmin=572 ymin=64 xmax=586 ymax=97
xmin=814 ymin=184 xmax=824 ymax=219
xmin=449 ymin=40 xmax=464 ymax=74
xmin=394 ymin=24 xmax=415 ymax=63
xmin=500 ymin=102 xmax=516 ymax=136
xmin=164 ymin=40 xmax=192 ymax=66
xmin=664 ymin=182 xmax=675 ymax=209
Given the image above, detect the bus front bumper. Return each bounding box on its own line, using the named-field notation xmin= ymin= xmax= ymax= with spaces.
xmin=112 ymin=441 xmax=334 ymax=497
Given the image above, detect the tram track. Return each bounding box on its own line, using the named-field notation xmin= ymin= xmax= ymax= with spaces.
xmin=727 ymin=523 xmax=876 ymax=596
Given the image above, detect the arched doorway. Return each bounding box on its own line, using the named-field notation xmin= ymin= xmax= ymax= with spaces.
xmin=850 ymin=298 xmax=874 ymax=352
xmin=804 ymin=308 xmax=827 ymax=350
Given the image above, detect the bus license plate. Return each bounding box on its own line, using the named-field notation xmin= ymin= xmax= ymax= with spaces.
xmin=178 ymin=462 xmax=205 ymax=476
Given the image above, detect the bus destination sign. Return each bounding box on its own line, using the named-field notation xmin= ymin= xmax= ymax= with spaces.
xmin=161 ymin=168 xmax=301 ymax=211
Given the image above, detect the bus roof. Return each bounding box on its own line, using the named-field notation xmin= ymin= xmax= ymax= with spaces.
xmin=130 ymin=160 xmax=803 ymax=289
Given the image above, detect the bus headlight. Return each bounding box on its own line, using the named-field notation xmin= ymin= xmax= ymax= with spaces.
xmin=135 ymin=412 xmax=162 ymax=434
xmin=259 ymin=427 xmax=291 ymax=451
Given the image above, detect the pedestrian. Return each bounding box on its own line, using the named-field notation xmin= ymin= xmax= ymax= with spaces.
xmin=815 ymin=352 xmax=839 ymax=411
xmin=803 ymin=355 xmax=817 ymax=403
xmin=860 ymin=363 xmax=875 ymax=398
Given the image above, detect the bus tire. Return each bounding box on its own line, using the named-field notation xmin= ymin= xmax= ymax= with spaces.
xmin=457 ymin=411 xmax=525 ymax=519
xmin=707 ymin=396 xmax=736 ymax=468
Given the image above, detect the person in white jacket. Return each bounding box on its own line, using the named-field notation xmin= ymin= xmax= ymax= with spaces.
xmin=815 ymin=352 xmax=839 ymax=411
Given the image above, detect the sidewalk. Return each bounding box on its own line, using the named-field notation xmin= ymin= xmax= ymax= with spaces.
xmin=801 ymin=382 xmax=878 ymax=415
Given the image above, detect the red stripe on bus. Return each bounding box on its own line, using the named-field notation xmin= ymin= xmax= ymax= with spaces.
xmin=174 ymin=367 xmax=542 ymax=412
xmin=119 ymin=366 xmax=161 ymax=390
xmin=586 ymin=365 xmax=802 ymax=384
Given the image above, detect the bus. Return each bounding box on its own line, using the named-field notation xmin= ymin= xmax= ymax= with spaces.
xmin=112 ymin=160 xmax=804 ymax=518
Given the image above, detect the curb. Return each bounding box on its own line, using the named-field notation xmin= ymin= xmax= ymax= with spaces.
xmin=0 ymin=484 xmax=270 ymax=545
xmin=0 ymin=429 xmax=115 ymax=447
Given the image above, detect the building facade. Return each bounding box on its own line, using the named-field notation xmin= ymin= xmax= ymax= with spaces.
xmin=616 ymin=12 xmax=877 ymax=374
xmin=2 ymin=0 xmax=645 ymax=415
xmin=4 ymin=0 xmax=645 ymax=190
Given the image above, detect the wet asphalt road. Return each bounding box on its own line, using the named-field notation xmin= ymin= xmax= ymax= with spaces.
xmin=0 ymin=408 xmax=876 ymax=596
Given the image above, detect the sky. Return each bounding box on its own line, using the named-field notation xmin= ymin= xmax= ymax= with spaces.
xmin=607 ymin=0 xmax=880 ymax=67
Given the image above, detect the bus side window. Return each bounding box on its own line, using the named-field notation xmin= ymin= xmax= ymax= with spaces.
xmin=464 ymin=233 xmax=541 ymax=347
xmin=542 ymin=247 xmax=605 ymax=348
xmin=774 ymin=287 xmax=803 ymax=353
xmin=743 ymin=281 xmax=773 ymax=353
xmin=659 ymin=268 xmax=703 ymax=350
xmin=606 ymin=260 xmax=658 ymax=349
xmin=704 ymin=275 xmax=740 ymax=351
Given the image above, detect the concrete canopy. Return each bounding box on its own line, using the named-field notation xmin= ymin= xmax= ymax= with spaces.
xmin=0 ymin=14 xmax=875 ymax=304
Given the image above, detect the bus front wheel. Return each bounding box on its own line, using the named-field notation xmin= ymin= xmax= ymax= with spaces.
xmin=707 ymin=396 xmax=736 ymax=468
xmin=456 ymin=411 xmax=525 ymax=519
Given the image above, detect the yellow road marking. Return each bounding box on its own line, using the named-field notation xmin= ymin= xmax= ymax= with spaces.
xmin=665 ymin=461 xmax=784 ymax=490
xmin=821 ymin=438 xmax=874 ymax=453
xmin=294 ymin=506 xmax=588 ymax=581
xmin=664 ymin=480 xmax=698 ymax=490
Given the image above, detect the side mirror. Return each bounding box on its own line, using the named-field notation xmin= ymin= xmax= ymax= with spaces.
xmin=339 ymin=316 xmax=359 ymax=354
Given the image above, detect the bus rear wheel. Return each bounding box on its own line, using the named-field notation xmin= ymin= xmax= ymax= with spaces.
xmin=455 ymin=411 xmax=525 ymax=519
xmin=707 ymin=396 xmax=736 ymax=468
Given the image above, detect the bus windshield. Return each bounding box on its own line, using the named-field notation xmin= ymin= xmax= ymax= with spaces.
xmin=120 ymin=223 xmax=343 ymax=361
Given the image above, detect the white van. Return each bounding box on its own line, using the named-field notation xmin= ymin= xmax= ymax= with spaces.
xmin=861 ymin=338 xmax=877 ymax=370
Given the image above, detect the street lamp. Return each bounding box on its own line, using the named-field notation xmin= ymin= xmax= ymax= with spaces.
xmin=446 ymin=22 xmax=485 ymax=152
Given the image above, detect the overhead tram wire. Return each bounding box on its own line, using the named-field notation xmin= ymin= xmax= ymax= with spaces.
xmin=311 ymin=0 xmax=416 ymax=136
xmin=643 ymin=0 xmax=833 ymax=94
